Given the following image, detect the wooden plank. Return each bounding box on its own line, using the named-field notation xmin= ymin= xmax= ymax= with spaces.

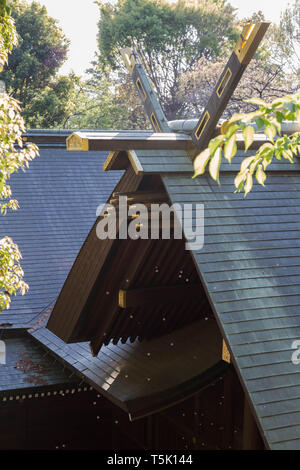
xmin=118 ymin=284 xmax=203 ymax=308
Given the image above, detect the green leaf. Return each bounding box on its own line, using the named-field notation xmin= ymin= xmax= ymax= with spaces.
xmin=271 ymin=96 xmax=292 ymax=105
xmin=243 ymin=125 xmax=254 ymax=151
xmin=255 ymin=164 xmax=266 ymax=186
xmin=208 ymin=135 xmax=224 ymax=156
xmin=262 ymin=157 xmax=272 ymax=169
xmin=224 ymin=133 xmax=237 ymax=162
xmin=209 ymin=147 xmax=222 ymax=183
xmin=229 ymin=110 xmax=261 ymax=124
xmin=244 ymin=97 xmax=267 ymax=107
xmin=244 ymin=172 xmax=253 ymax=197
xmin=271 ymin=118 xmax=281 ymax=135
xmin=249 ymin=158 xmax=260 ymax=174
xmin=283 ymin=109 xmax=295 ymax=121
xmin=265 ymin=124 xmax=277 ymax=141
xmin=225 ymin=123 xmax=239 ymax=139
xmin=255 ymin=117 xmax=264 ymax=130
xmin=240 ymin=155 xmax=256 ymax=173
xmin=282 ymin=149 xmax=294 ymax=163
xmin=229 ymin=112 xmax=247 ymax=124
xmin=193 ymin=148 xmax=211 ymax=176
xmin=284 ymin=102 xmax=296 ymax=113
xmin=220 ymin=120 xmax=231 ymax=135
xmin=275 ymin=111 xmax=283 ymax=123
xmin=234 ymin=170 xmax=246 ymax=190
xmin=258 ymin=142 xmax=274 ymax=160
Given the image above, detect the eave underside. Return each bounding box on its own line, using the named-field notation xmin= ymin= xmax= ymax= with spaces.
xmin=32 ymin=317 xmax=227 ymax=420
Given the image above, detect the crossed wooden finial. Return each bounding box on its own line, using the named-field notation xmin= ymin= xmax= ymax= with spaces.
xmin=121 ymin=22 xmax=270 ymax=159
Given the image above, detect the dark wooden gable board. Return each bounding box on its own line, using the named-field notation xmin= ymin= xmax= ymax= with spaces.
xmin=46 ymin=166 xmax=143 ymax=342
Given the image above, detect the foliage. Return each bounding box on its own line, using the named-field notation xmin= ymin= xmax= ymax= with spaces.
xmin=26 ymin=73 xmax=81 ymax=129
xmin=0 ymin=1 xmax=17 ymax=70
xmin=0 ymin=93 xmax=38 ymax=214
xmin=0 ymin=0 xmax=39 ymax=312
xmin=0 ymin=237 xmax=28 ymax=312
xmin=96 ymin=0 xmax=237 ymax=120
xmin=1 ymin=0 xmax=69 ymax=114
xmin=64 ymin=63 xmax=150 ymax=130
xmin=268 ymin=0 xmax=300 ymax=76
xmin=114 ymin=73 xmax=151 ymax=130
xmin=194 ymin=92 xmax=300 ymax=196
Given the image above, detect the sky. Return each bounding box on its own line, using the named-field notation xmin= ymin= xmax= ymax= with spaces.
xmin=28 ymin=0 xmax=289 ymax=76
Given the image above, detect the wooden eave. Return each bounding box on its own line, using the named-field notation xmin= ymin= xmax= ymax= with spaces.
xmin=37 ymin=318 xmax=229 ymax=420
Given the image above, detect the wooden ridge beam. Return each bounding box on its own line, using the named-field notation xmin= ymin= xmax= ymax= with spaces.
xmin=119 ymin=284 xmax=203 ymax=309
xmin=66 ymin=131 xmax=192 ymax=152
